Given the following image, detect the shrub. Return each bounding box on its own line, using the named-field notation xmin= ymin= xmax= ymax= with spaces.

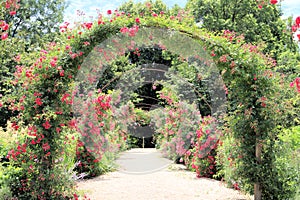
xmin=263 ymin=126 xmax=300 ymax=199
xmin=74 ymin=143 xmax=117 ymax=178
xmin=184 ymin=116 xmax=220 ymax=178
xmin=215 ymin=130 xmax=249 ymax=191
xmin=152 ymin=101 xmax=200 ymax=160
xmin=0 ymin=126 xmax=79 ymax=199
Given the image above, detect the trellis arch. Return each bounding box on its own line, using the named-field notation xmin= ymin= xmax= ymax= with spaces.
xmin=73 ymin=26 xmax=226 ymax=155
xmin=11 ymin=14 xmax=280 ymax=199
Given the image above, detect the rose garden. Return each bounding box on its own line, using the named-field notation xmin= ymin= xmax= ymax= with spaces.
xmin=0 ymin=0 xmax=299 ymax=199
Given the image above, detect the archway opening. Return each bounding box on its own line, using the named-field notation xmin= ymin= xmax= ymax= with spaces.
xmin=128 ymin=83 xmax=164 ymax=148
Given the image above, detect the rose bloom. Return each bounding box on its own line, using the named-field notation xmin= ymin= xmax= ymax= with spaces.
xmin=296 ymin=16 xmax=300 ymax=26
xmin=10 ymin=11 xmax=16 ymax=15
xmin=270 ymin=0 xmax=278 ymax=5
xmin=2 ymin=32 xmax=9 ymax=40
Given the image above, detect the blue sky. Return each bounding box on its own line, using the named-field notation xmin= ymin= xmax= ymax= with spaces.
xmin=64 ymin=0 xmax=300 ymax=21
xmin=64 ymin=0 xmax=186 ymax=21
xmin=281 ymin=0 xmax=300 ymax=18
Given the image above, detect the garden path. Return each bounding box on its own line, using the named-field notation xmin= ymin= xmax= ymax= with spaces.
xmin=76 ymin=148 xmax=253 ymax=200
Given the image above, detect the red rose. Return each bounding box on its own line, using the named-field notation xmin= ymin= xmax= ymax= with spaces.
xmin=10 ymin=11 xmax=16 ymax=16
xmin=42 ymin=121 xmax=51 ymax=129
xmin=270 ymin=0 xmax=278 ymax=5
xmin=296 ymin=16 xmax=300 ymax=26
xmin=2 ymin=23 xmax=9 ymax=31
xmin=292 ymin=25 xmax=298 ymax=32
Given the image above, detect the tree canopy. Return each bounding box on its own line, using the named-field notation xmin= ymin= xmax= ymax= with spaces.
xmin=186 ymin=0 xmax=298 ymax=58
xmin=4 ymin=0 xmax=66 ymax=46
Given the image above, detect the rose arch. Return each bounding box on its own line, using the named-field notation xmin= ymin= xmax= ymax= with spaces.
xmin=73 ymin=26 xmax=227 ymax=157
xmin=7 ymin=12 xmax=284 ymax=199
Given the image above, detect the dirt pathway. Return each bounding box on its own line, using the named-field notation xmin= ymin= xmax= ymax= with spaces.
xmin=76 ymin=148 xmax=253 ymax=200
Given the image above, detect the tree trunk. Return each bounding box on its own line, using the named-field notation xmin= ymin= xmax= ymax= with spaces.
xmin=254 ymin=183 xmax=262 ymax=200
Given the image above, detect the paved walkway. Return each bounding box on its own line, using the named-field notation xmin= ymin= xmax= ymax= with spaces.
xmin=76 ymin=148 xmax=253 ymax=200
xmin=115 ymin=148 xmax=173 ymax=174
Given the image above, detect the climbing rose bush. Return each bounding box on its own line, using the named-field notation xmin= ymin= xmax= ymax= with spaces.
xmin=151 ymin=88 xmax=200 ymax=161
xmin=185 ymin=116 xmax=220 ymax=178
xmin=0 ymin=0 xmax=19 ymax=40
xmin=290 ymin=77 xmax=300 ymax=93
xmin=151 ymin=87 xmax=220 ymax=178
xmin=74 ymin=90 xmax=134 ymax=178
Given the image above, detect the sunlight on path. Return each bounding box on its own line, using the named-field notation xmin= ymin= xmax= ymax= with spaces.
xmin=116 ymin=148 xmax=173 ymax=174
xmin=77 ymin=148 xmax=253 ymax=200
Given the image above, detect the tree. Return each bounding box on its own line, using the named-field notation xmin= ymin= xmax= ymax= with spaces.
xmin=117 ymin=0 xmax=194 ymax=24
xmin=185 ymin=0 xmax=298 ymax=59
xmin=4 ymin=0 xmax=67 ymax=47
xmin=118 ymin=0 xmax=168 ymax=16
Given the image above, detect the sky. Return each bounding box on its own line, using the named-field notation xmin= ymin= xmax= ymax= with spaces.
xmin=64 ymin=0 xmax=300 ymax=22
xmin=64 ymin=0 xmax=186 ymax=21
xmin=281 ymin=0 xmax=300 ymax=18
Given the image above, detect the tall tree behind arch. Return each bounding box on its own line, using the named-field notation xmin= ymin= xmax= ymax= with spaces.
xmin=185 ymin=0 xmax=298 ymax=59
xmin=4 ymin=0 xmax=67 ymax=47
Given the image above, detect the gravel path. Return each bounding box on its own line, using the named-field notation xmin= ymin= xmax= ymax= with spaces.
xmin=76 ymin=148 xmax=253 ymax=200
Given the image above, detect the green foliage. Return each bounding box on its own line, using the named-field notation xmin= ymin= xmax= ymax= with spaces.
xmin=118 ymin=0 xmax=194 ymax=25
xmin=276 ymin=49 xmax=300 ymax=81
xmin=125 ymin=135 xmax=140 ymax=149
xmin=118 ymin=0 xmax=167 ymax=16
xmin=0 ymin=124 xmax=13 ymax=159
xmin=74 ymin=145 xmax=117 ymax=178
xmin=0 ymin=37 xmax=27 ymax=128
xmin=0 ymin=164 xmax=22 ymax=199
xmin=215 ymin=134 xmax=239 ymax=185
xmin=0 ymin=126 xmax=78 ymax=199
xmin=133 ymin=108 xmax=151 ymax=126
xmin=186 ymin=0 xmax=299 ymax=58
xmin=279 ymin=126 xmax=300 ymax=150
xmin=4 ymin=0 xmax=66 ymax=46
xmin=0 ymin=132 xmax=15 ymax=200
xmin=0 ymin=124 xmax=21 ymax=200
xmin=259 ymin=126 xmax=300 ymax=199
xmin=97 ymin=54 xmax=136 ymax=92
